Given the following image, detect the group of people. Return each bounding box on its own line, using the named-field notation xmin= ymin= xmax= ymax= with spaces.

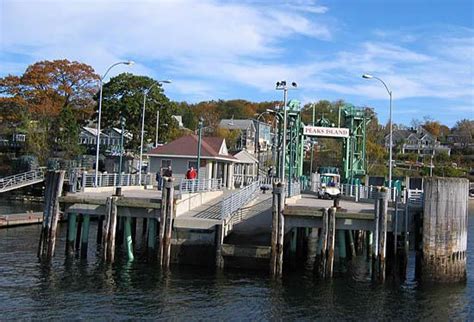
xmin=155 ymin=165 xmax=198 ymax=190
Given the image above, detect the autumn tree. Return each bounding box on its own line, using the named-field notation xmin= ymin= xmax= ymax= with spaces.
xmin=0 ymin=59 xmax=99 ymax=162
xmin=99 ymin=73 xmax=175 ymax=149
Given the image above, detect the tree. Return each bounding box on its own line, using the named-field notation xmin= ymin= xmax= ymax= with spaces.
xmin=99 ymin=73 xmax=175 ymax=150
xmin=53 ymin=105 xmax=83 ymax=159
xmin=0 ymin=59 xmax=99 ymax=162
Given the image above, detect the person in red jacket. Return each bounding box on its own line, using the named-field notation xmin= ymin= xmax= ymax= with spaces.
xmin=185 ymin=166 xmax=197 ymax=191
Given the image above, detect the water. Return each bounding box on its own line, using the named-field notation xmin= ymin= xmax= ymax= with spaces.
xmin=0 ymin=207 xmax=473 ymax=319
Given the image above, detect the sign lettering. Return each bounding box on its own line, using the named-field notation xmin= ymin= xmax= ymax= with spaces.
xmin=303 ymin=126 xmax=349 ymax=138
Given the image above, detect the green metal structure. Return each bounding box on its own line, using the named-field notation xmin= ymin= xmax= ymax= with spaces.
xmin=340 ymin=104 xmax=371 ymax=184
xmin=275 ymin=102 xmax=370 ymax=185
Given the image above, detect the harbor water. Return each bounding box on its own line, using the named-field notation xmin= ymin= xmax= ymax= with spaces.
xmin=0 ymin=205 xmax=473 ymax=319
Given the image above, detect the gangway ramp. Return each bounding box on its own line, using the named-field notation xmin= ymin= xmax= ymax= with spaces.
xmin=0 ymin=168 xmax=46 ymax=193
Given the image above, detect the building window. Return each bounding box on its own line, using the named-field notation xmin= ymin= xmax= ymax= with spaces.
xmin=161 ymin=159 xmax=171 ymax=169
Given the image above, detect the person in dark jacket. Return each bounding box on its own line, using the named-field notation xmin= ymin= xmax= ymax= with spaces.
xmin=156 ymin=170 xmax=162 ymax=191
xmin=163 ymin=166 xmax=173 ymax=178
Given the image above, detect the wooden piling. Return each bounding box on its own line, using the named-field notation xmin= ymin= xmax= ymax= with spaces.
xmin=215 ymin=224 xmax=225 ymax=268
xmin=379 ymin=190 xmax=388 ymax=281
xmin=316 ymin=208 xmax=329 ymax=277
xmin=347 ymin=230 xmax=356 ymax=259
xmin=105 ymin=196 xmax=118 ymax=263
xmin=80 ymin=215 xmax=90 ymax=258
xmin=270 ymin=182 xmax=279 ymax=276
xmin=327 ymin=207 xmax=336 ymax=278
xmin=419 ymin=178 xmax=468 ymax=283
xmin=38 ymin=170 xmax=65 ymax=259
xmin=102 ymin=197 xmax=112 ymax=259
xmin=276 ymin=183 xmax=285 ymax=276
xmin=305 ymin=228 xmax=319 ymax=271
xmin=147 ymin=218 xmax=157 ymax=250
xmin=158 ymin=179 xmax=168 ymax=265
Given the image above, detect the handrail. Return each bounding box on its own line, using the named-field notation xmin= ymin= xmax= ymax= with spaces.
xmin=178 ymin=178 xmax=223 ymax=195
xmin=0 ymin=167 xmax=47 ymax=192
xmin=220 ymin=180 xmax=260 ymax=222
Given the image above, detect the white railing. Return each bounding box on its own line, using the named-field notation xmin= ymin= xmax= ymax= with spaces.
xmin=406 ymin=189 xmax=423 ymax=208
xmin=178 ymin=178 xmax=223 ymax=194
xmin=234 ymin=174 xmax=258 ymax=187
xmin=340 ymin=184 xmax=399 ymax=202
xmin=220 ymin=180 xmax=260 ymax=222
xmin=79 ymin=172 xmax=153 ymax=190
xmin=286 ymin=181 xmax=301 ymax=197
xmin=0 ymin=167 xmax=46 ymax=193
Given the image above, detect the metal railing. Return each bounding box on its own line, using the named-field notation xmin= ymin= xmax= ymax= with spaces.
xmin=234 ymin=174 xmax=258 ymax=187
xmin=220 ymin=180 xmax=260 ymax=222
xmin=178 ymin=178 xmax=223 ymax=195
xmin=78 ymin=172 xmax=153 ymax=190
xmin=0 ymin=167 xmax=46 ymax=193
xmin=286 ymin=181 xmax=301 ymax=197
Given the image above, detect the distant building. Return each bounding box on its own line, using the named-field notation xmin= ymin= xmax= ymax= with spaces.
xmin=79 ymin=127 xmax=132 ymax=152
xmin=386 ymin=127 xmax=451 ymax=156
xmin=219 ymin=119 xmax=256 ymax=153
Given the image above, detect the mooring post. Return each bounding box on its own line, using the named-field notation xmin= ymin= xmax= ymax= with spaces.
xmin=372 ymin=187 xmax=381 ymax=278
xmin=305 ymin=228 xmax=319 ymax=271
xmin=38 ymin=171 xmax=65 ymax=259
xmin=106 ymin=197 xmax=118 ymax=263
xmin=276 ymin=182 xmax=285 ymax=276
xmin=270 ymin=182 xmax=280 ymax=276
xmin=376 ymin=188 xmax=389 ymax=281
xmin=316 ymin=208 xmax=329 ymax=278
xmin=419 ymin=178 xmax=468 ymax=283
xmin=102 ymin=197 xmax=112 ymax=259
xmin=80 ymin=215 xmax=90 ymax=258
xmin=158 ymin=179 xmax=168 ymax=265
xmin=124 ymin=216 xmax=134 ymax=261
xmin=66 ymin=213 xmax=77 ymax=256
xmin=163 ymin=178 xmax=174 ymax=268
xmin=215 ymin=224 xmax=225 ymax=269
xmin=327 ymin=207 xmax=336 ymax=278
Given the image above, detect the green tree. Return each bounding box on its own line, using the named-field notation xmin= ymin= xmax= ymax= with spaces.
xmin=53 ymin=105 xmax=83 ymax=158
xmin=99 ymin=73 xmax=175 ymax=150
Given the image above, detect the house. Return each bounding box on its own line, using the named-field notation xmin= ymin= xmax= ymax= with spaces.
xmin=79 ymin=127 xmax=132 ymax=152
xmin=233 ymin=150 xmax=259 ymax=187
xmin=385 ymin=127 xmax=451 ymax=156
xmin=219 ymin=119 xmax=256 ymax=153
xmin=146 ymin=135 xmax=237 ymax=189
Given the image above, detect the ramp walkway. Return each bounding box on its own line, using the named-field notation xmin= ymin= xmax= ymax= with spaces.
xmin=0 ymin=168 xmax=46 ymax=193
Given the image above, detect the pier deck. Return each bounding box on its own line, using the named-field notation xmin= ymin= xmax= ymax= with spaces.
xmin=0 ymin=212 xmax=43 ymax=228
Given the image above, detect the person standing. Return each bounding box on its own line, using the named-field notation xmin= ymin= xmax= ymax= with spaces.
xmin=185 ymin=166 xmax=197 ymax=191
xmin=156 ymin=170 xmax=162 ymax=191
xmin=163 ymin=165 xmax=173 ymax=178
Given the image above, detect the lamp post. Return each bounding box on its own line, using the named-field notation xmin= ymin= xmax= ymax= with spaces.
xmin=255 ymin=111 xmax=271 ymax=178
xmin=362 ymin=74 xmax=393 ymax=188
xmin=116 ymin=115 xmax=126 ymax=196
xmin=139 ymin=80 xmax=171 ymax=186
xmin=275 ymin=81 xmax=297 ymax=187
xmin=196 ymin=117 xmax=204 ymax=178
xmin=309 ymin=103 xmax=316 ymax=177
xmin=94 ymin=60 xmax=134 ymax=187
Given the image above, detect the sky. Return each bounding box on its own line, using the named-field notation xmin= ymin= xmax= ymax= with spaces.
xmin=1 ymin=0 xmax=473 ymax=127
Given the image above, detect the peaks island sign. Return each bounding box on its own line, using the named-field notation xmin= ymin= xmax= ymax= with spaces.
xmin=303 ymin=126 xmax=350 ymax=138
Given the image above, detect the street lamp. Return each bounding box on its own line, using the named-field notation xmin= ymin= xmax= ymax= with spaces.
xmin=255 ymin=111 xmax=272 ymax=178
xmin=362 ymin=74 xmax=393 ymax=188
xmin=275 ymin=81 xmax=297 ymax=187
xmin=94 ymin=60 xmax=134 ymax=187
xmin=196 ymin=117 xmax=204 ymax=178
xmin=139 ymin=80 xmax=171 ymax=186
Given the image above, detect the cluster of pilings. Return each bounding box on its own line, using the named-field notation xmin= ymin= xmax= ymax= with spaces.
xmin=39 ymin=173 xmax=176 ymax=267
xmin=270 ymin=178 xmax=469 ymax=284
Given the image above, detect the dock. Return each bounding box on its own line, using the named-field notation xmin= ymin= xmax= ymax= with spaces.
xmin=0 ymin=212 xmax=43 ymax=228
xmin=34 ymin=170 xmax=469 ymax=284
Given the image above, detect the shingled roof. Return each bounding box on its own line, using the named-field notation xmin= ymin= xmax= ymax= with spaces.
xmin=146 ymin=135 xmax=237 ymax=161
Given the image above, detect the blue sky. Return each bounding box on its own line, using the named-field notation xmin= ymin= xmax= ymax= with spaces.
xmin=1 ymin=0 xmax=473 ymax=126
